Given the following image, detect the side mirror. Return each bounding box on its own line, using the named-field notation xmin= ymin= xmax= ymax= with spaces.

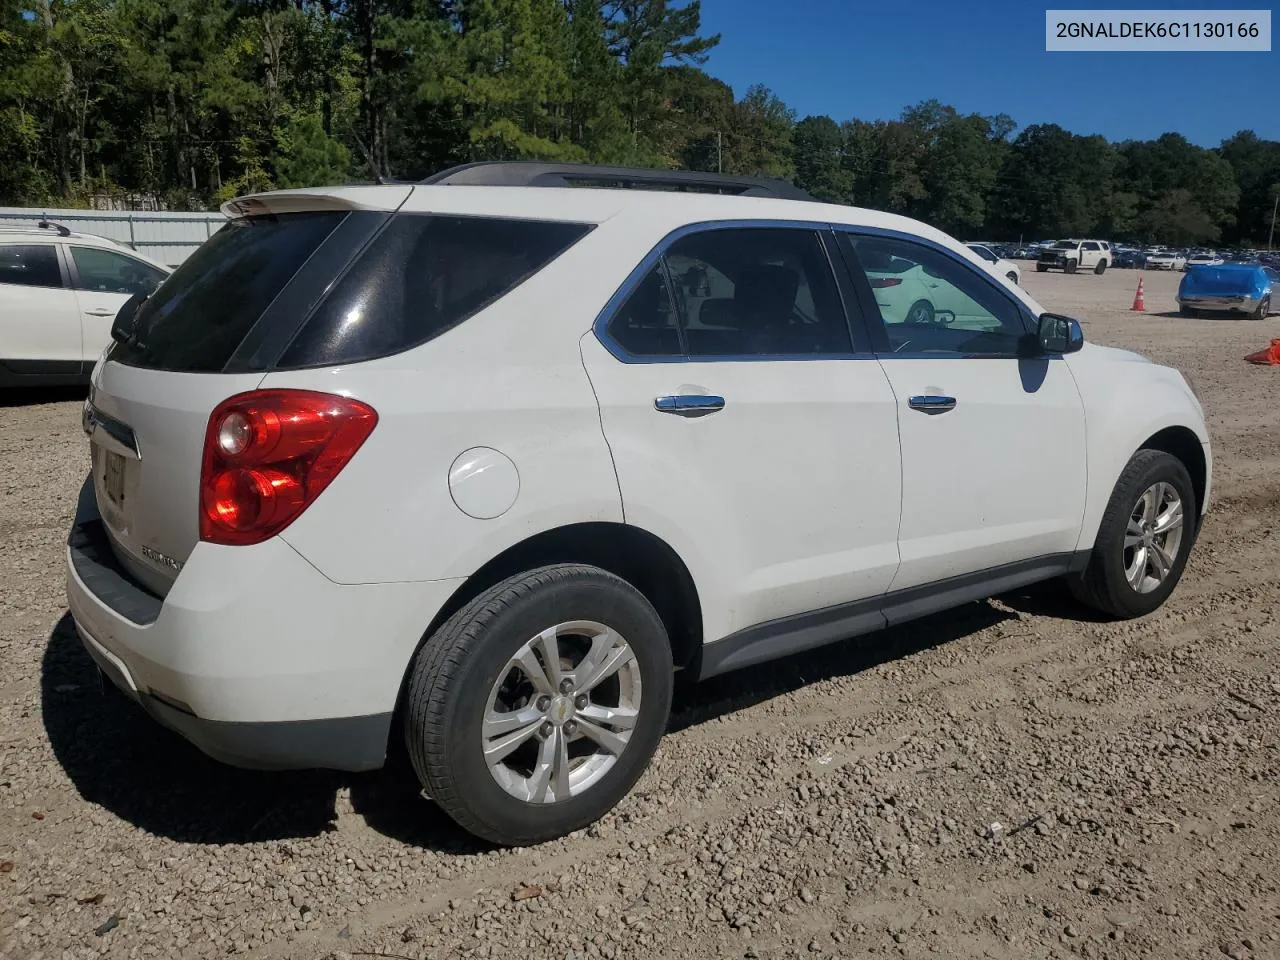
xmin=111 ymin=291 xmax=148 ymax=344
xmin=1037 ymin=313 xmax=1084 ymax=354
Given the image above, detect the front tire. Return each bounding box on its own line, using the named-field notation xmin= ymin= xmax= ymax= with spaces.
xmin=1036 ymin=263 xmax=1049 ymax=273
xmin=1006 ymin=271 xmax=1019 ymax=285
xmin=1065 ymin=259 xmax=1078 ymax=274
xmin=404 ymin=564 xmax=673 ymax=846
xmin=1069 ymin=450 xmax=1196 ymax=619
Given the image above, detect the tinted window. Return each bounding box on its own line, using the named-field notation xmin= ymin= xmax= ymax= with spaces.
xmin=71 ymin=246 xmax=167 ymax=296
xmin=606 ymin=263 xmax=681 ymax=357
xmin=281 ymin=215 xmax=592 ymax=368
xmin=110 ymin=211 xmax=345 ymax=372
xmin=0 ymin=244 xmax=61 ymax=288
xmin=1265 ymin=267 xmax=1278 ymax=282
xmin=841 ymin=234 xmax=1028 ymax=356
xmin=662 ymin=228 xmax=853 ymax=357
xmin=1082 ymin=241 xmax=1100 ymax=251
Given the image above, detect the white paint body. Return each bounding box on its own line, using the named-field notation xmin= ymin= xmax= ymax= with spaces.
xmin=965 ymin=243 xmax=1022 ymax=285
xmin=0 ymin=232 xmax=170 ymax=375
xmin=65 ymin=184 xmax=1212 ymax=741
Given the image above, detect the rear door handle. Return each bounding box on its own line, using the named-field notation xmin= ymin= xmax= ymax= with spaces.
xmin=654 ymin=395 xmax=725 ymax=417
xmin=908 ymin=395 xmax=956 ymax=414
xmin=85 ymin=309 xmax=116 ymax=317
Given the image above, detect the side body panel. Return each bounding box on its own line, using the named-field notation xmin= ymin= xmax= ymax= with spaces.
xmin=1065 ymin=343 xmax=1212 ymax=552
xmin=260 ymin=215 xmax=651 ymax=586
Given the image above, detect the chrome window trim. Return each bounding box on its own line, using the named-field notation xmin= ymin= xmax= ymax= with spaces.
xmin=832 ymin=224 xmax=1046 ymax=361
xmin=592 ymin=218 xmax=877 ymax=364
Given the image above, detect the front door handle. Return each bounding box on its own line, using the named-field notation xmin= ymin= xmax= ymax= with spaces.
xmin=654 ymin=395 xmax=725 ymax=417
xmin=908 ymin=395 xmax=957 ymax=414
xmin=85 ymin=309 xmax=116 ymax=317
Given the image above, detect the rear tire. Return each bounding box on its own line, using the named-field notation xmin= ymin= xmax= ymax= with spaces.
xmin=1036 ymin=263 xmax=1049 ymax=273
xmin=1065 ymin=259 xmax=1078 ymax=274
xmin=1180 ymin=306 xmax=1198 ymax=318
xmin=404 ymin=564 xmax=673 ymax=846
xmin=1253 ymin=295 xmax=1271 ymax=321
xmin=906 ymin=299 xmax=935 ymax=325
xmin=1094 ymin=259 xmax=1108 ymax=275
xmin=1069 ymin=450 xmax=1196 ymax=620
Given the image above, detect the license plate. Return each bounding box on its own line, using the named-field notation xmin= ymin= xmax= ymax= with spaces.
xmin=103 ymin=451 xmax=126 ymax=507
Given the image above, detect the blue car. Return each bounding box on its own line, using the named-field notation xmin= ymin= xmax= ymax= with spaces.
xmin=1177 ymin=263 xmax=1277 ymax=320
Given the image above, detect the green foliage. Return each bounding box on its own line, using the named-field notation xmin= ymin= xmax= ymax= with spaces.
xmin=0 ymin=0 xmax=1274 ymax=247
xmin=275 ymin=114 xmax=352 ymax=189
xmin=792 ymin=115 xmax=849 ymax=204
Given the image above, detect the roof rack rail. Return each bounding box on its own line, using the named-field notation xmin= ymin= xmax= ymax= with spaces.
xmin=0 ymin=219 xmax=72 ymax=237
xmin=420 ymin=161 xmax=815 ymax=202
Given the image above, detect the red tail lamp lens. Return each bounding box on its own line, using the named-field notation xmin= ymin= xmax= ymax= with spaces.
xmin=200 ymin=390 xmax=377 ymax=546
xmin=869 ymin=277 xmax=903 ymax=288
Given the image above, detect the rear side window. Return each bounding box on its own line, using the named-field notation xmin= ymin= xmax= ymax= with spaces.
xmin=70 ymin=246 xmax=167 ymax=296
xmin=280 ymin=215 xmax=592 ymax=368
xmin=110 ymin=212 xmax=345 ymax=372
xmin=607 ymin=263 xmax=682 ymax=357
xmin=0 ymin=244 xmax=62 ymax=289
xmin=664 ymin=228 xmax=853 ymax=357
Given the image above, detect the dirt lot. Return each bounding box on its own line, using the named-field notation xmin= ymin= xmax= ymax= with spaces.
xmin=2 ymin=266 xmax=1278 ymax=960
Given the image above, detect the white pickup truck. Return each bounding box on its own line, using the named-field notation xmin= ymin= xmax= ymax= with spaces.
xmin=1036 ymin=239 xmax=1112 ymax=275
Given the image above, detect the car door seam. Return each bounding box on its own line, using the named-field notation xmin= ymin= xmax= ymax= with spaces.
xmin=578 ymin=331 xmax=627 ymax=525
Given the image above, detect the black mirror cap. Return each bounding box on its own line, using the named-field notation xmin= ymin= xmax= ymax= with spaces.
xmin=1037 ymin=313 xmax=1084 ymax=355
xmin=111 ymin=291 xmax=149 ymax=345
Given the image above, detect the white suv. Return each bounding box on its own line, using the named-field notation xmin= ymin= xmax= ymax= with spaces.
xmin=1036 ymin=238 xmax=1112 ymax=274
xmin=1 ymin=222 xmax=170 ymax=387
xmin=66 ymin=163 xmax=1211 ymax=846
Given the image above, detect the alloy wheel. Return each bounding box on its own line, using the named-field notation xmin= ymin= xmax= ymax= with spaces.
xmin=482 ymin=621 xmax=641 ymax=803
xmin=1122 ymin=482 xmax=1185 ymax=594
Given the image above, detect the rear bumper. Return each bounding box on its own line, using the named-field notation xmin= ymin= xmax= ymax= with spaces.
xmin=65 ymin=476 xmax=463 ymax=771
xmin=1177 ymin=294 xmax=1261 ymax=313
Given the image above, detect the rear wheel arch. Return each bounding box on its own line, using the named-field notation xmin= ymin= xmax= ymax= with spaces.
xmin=400 ymin=523 xmax=703 ymax=702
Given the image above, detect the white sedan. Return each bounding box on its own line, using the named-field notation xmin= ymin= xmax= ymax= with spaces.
xmin=966 ymin=243 xmax=1022 ymax=285
xmin=1185 ymin=253 xmax=1224 ymax=269
xmin=867 ymin=254 xmax=1005 ymax=332
xmin=1146 ymin=251 xmax=1187 ymax=271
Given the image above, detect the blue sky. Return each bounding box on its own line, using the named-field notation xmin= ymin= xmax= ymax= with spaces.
xmin=698 ymin=0 xmax=1278 ymax=145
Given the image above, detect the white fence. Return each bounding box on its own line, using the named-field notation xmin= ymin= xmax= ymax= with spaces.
xmin=0 ymin=207 xmax=226 ymax=267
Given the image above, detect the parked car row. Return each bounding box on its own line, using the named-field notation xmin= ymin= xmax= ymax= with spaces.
xmin=970 ymin=240 xmax=1275 ymax=274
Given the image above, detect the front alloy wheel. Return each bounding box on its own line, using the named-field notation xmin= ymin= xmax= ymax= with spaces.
xmin=1122 ymin=482 xmax=1184 ymax=593
xmin=1069 ymin=449 xmax=1196 ymax=619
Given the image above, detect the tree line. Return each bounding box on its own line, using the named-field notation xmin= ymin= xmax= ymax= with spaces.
xmin=3 ymin=0 xmax=1278 ymax=245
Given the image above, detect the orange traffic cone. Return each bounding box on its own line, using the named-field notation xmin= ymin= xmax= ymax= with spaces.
xmin=1131 ymin=276 xmax=1145 ymax=312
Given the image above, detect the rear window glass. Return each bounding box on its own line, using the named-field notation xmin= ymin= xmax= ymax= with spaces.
xmin=279 ymin=214 xmax=592 ymax=368
xmin=0 ymin=244 xmax=62 ymax=288
xmin=109 ymin=211 xmax=345 ymax=372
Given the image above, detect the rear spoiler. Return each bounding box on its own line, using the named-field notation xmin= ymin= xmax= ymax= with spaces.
xmin=220 ymin=186 xmax=413 ymax=220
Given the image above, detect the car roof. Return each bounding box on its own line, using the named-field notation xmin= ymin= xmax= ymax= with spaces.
xmin=223 ymin=183 xmax=969 ymax=251
xmin=0 ymin=227 xmax=171 ymax=270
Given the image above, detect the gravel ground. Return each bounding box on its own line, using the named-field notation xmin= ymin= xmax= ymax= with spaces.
xmin=2 ymin=267 xmax=1279 ymax=960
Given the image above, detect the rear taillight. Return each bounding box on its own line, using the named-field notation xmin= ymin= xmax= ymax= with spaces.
xmin=869 ymin=277 xmax=902 ymax=288
xmin=199 ymin=389 xmax=377 ymax=546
